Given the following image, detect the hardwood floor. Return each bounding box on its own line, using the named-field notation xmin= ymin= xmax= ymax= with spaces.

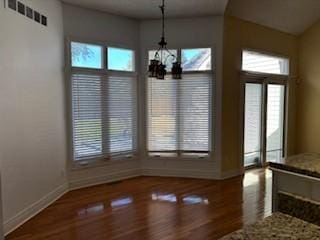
xmin=7 ymin=168 xmax=272 ymax=240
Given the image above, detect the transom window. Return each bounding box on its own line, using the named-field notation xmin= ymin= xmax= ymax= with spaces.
xmin=147 ymin=48 xmax=213 ymax=158
xmin=242 ymin=50 xmax=289 ymax=75
xmin=70 ymin=41 xmax=137 ymax=163
xmin=71 ymin=42 xmax=103 ymax=69
xmin=182 ymin=48 xmax=212 ymax=71
xmin=108 ymin=47 xmax=135 ymax=72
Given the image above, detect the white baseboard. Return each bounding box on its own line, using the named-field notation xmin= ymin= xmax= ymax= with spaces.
xmin=68 ymin=169 xmax=141 ymax=191
xmin=141 ymin=168 xmax=219 ymax=179
xmin=4 ymin=182 xmax=68 ymax=236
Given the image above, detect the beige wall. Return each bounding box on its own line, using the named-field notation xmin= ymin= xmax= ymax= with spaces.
xmin=297 ymin=21 xmax=320 ymax=153
xmin=222 ymin=16 xmax=299 ymax=172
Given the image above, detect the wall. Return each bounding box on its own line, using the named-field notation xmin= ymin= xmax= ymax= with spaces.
xmin=0 ymin=0 xmax=67 ymax=234
xmin=139 ymin=17 xmax=225 ymax=178
xmin=62 ymin=3 xmax=139 ymax=49
xmin=296 ymin=20 xmax=320 ymax=153
xmin=62 ymin=4 xmax=141 ymax=188
xmin=0 ymin=1 xmax=307 ymax=234
xmin=0 ymin=175 xmax=3 ymax=239
xmin=222 ymin=16 xmax=299 ymax=172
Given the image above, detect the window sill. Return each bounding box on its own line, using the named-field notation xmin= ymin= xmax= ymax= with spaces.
xmin=146 ymin=155 xmax=214 ymax=163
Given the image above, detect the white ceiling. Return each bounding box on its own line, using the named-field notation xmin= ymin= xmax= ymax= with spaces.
xmin=62 ymin=0 xmax=320 ymax=35
xmin=62 ymin=0 xmax=229 ymax=19
xmin=226 ymin=0 xmax=320 ymax=35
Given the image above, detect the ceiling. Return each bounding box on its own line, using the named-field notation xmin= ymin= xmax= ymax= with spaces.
xmin=62 ymin=0 xmax=229 ymax=19
xmin=226 ymin=0 xmax=320 ymax=35
xmin=62 ymin=0 xmax=320 ymax=35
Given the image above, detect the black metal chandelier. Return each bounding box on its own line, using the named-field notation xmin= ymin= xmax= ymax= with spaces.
xmin=148 ymin=0 xmax=182 ymax=80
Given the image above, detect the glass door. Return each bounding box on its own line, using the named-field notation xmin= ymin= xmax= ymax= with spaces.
xmin=244 ymin=83 xmax=263 ymax=167
xmin=243 ymin=77 xmax=287 ymax=167
xmin=266 ymin=84 xmax=286 ymax=163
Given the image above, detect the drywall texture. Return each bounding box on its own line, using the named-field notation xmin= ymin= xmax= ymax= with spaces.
xmin=297 ymin=20 xmax=320 ymax=153
xmin=139 ymin=17 xmax=224 ymax=178
xmin=63 ymin=3 xmax=141 ymax=184
xmin=222 ymin=16 xmax=299 ymax=172
xmin=0 ymin=0 xmax=67 ymax=233
xmin=0 ymin=175 xmax=3 ymax=239
xmin=63 ymin=3 xmax=140 ymax=49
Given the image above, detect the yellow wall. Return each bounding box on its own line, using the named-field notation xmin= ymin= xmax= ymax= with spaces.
xmin=297 ymin=21 xmax=320 ymax=152
xmin=222 ymin=16 xmax=299 ymax=172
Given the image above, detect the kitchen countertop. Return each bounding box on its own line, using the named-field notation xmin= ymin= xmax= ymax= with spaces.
xmin=269 ymin=153 xmax=320 ymax=179
xmin=219 ymin=212 xmax=320 ymax=240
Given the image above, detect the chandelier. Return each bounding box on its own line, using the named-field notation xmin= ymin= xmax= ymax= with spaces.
xmin=148 ymin=0 xmax=182 ymax=80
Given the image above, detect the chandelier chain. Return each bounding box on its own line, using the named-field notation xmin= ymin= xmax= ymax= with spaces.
xmin=148 ymin=0 xmax=182 ymax=79
xmin=160 ymin=0 xmax=165 ymax=40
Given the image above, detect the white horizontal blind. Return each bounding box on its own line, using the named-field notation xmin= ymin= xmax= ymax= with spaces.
xmin=244 ymin=83 xmax=262 ymax=166
xmin=72 ymin=74 xmax=103 ymax=160
xmin=108 ymin=75 xmax=137 ymax=154
xmin=148 ymin=73 xmax=212 ymax=156
xmin=72 ymin=73 xmax=137 ymax=161
xmin=148 ymin=78 xmax=177 ymax=151
xmin=242 ymin=50 xmax=289 ymax=75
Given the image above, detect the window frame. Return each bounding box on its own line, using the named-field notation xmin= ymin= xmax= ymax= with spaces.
xmin=241 ymin=48 xmax=290 ymax=76
xmin=66 ymin=37 xmax=138 ymax=169
xmin=145 ymin=46 xmax=215 ymax=161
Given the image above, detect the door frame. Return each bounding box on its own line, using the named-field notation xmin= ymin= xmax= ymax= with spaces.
xmin=240 ymin=71 xmax=288 ymax=168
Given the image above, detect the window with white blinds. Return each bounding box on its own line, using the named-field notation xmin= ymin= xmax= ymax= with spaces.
xmin=72 ymin=73 xmax=137 ymax=161
xmin=72 ymin=73 xmax=103 ymax=160
xmin=147 ymin=73 xmax=212 ymax=157
xmin=70 ymin=41 xmax=137 ymax=163
xmin=108 ymin=75 xmax=137 ymax=154
xmin=242 ymin=50 xmax=289 ymax=76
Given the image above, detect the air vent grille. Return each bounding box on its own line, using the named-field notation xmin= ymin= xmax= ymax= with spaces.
xmin=7 ymin=0 xmax=48 ymax=27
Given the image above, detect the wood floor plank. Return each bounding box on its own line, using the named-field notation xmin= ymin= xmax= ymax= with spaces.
xmin=6 ymin=168 xmax=271 ymax=240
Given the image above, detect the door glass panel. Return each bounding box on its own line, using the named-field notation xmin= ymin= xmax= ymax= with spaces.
xmin=244 ymin=83 xmax=262 ymax=167
xmin=266 ymin=84 xmax=285 ymax=163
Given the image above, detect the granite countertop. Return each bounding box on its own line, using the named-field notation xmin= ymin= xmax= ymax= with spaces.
xmin=219 ymin=212 xmax=320 ymax=240
xmin=269 ymin=153 xmax=320 ymax=179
